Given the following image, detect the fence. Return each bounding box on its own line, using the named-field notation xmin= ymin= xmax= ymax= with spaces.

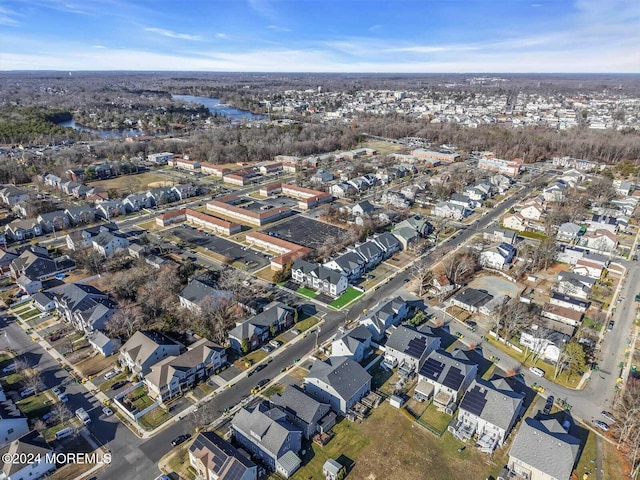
xmin=113 ymin=381 xmax=160 ymax=421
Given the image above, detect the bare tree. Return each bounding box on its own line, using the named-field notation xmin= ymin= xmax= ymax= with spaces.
xmin=495 ymin=300 xmax=534 ymax=340
xmin=105 ymin=301 xmax=146 ymax=340
xmin=51 ymin=401 xmax=73 ymax=426
xmin=21 ymin=366 xmax=43 ymax=394
xmin=613 ymin=379 xmax=640 ymax=477
xmin=410 ymin=260 xmax=433 ymax=297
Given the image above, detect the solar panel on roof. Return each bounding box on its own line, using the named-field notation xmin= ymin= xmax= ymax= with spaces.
xmin=405 ymin=337 xmax=427 ymax=358
xmin=442 ymin=367 xmax=465 ymax=390
xmin=419 ymin=357 xmax=444 ymax=379
xmin=460 ymin=386 xmax=488 ymax=416
xmin=224 ymin=460 xmax=248 ymax=480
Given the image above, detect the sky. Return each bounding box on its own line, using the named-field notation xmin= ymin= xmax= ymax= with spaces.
xmin=0 ymin=0 xmax=638 ymax=73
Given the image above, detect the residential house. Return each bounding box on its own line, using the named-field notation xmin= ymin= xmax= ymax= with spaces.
xmin=554 ymin=271 xmax=594 ymax=300
xmin=449 ymin=193 xmax=475 ymax=209
xmin=87 ymin=330 xmax=118 ymax=356
xmin=16 ymin=275 xmax=41 ymax=294
xmin=0 ymin=400 xmax=29 ymax=448
xmin=464 ymin=185 xmax=487 ymax=202
xmin=54 ymin=283 xmax=116 ymax=333
xmin=0 ymin=186 xmax=29 ymax=206
xmin=383 ymin=325 xmax=441 ymax=374
xmin=271 ymin=386 xmax=335 ymax=439
xmin=351 ymin=201 xmax=375 ymax=217
xmin=479 ymin=243 xmax=516 ymax=270
xmin=430 ymin=271 xmax=455 ymax=296
xmin=542 ymin=181 xmax=568 ymax=202
xmin=231 ymin=403 xmax=302 ymax=478
xmin=228 ymin=302 xmax=294 ymax=353
xmin=324 ymin=251 xmax=366 ymax=281
xmin=179 ymin=279 xmax=233 ymax=312
xmin=0 ymin=430 xmax=56 ymax=480
xmin=433 ymin=201 xmax=467 ymax=220
xmin=583 ymin=229 xmax=618 ymax=253
xmin=37 ymin=210 xmax=70 ymax=233
xmin=43 ymin=173 xmax=62 ymax=188
xmin=556 ymin=223 xmax=582 ymax=242
xmin=172 ymin=184 xmax=197 ymax=201
xmin=453 ymin=377 xmax=524 ymax=452
xmin=147 ymin=152 xmax=174 ymax=165
xmin=31 ymin=292 xmax=55 ymax=312
xmin=95 ymin=200 xmax=125 ymax=220
xmin=573 ymin=258 xmax=604 ymax=279
xmin=5 ymin=218 xmax=43 ymax=241
xmin=291 ymin=260 xmax=348 ymax=298
xmin=507 ymin=417 xmax=580 ymax=480
xmin=64 ymin=205 xmax=95 ymax=225
xmin=304 ymin=357 xmax=372 ymax=415
xmin=541 ymin=303 xmax=583 ymax=326
xmin=189 ymin=431 xmax=257 ymax=480
xmin=502 ymin=213 xmax=526 ymax=232
xmin=520 ymin=326 xmax=570 ymax=363
xmin=372 ymin=232 xmax=402 ymax=258
xmin=483 ymin=227 xmax=517 ymax=245
xmin=391 ymin=216 xmax=431 ymax=248
xmin=331 ymin=325 xmax=372 ymax=362
xmin=146 ymin=338 xmax=227 ymax=402
xmin=549 ymin=293 xmax=589 ymax=312
xmin=450 ymin=288 xmax=493 ymax=313
xmin=555 ymin=245 xmax=589 ymax=265
xmin=358 ymin=296 xmax=409 ymax=341
xmin=10 ymin=248 xmax=75 ymax=281
xmin=354 ymin=241 xmax=384 ymax=270
xmin=119 ymin=330 xmax=182 ymax=377
xmin=123 ymin=193 xmax=153 ymax=212
xmin=309 ymin=170 xmax=333 ymax=184
xmin=417 ymin=349 xmax=478 ymax=410
xmin=0 ymin=250 xmax=17 ymax=274
xmin=380 ymin=191 xmax=411 ymax=208
xmin=146 ymin=187 xmax=176 ymax=206
xmin=616 ymin=180 xmax=634 ymax=197
xmin=92 ymin=232 xmax=130 ymax=257
xmin=329 ymin=183 xmax=355 ymax=198
xmin=490 ymin=174 xmax=512 ymax=194
xmin=520 ymin=202 xmax=544 ymax=221
xmin=65 ymin=223 xmax=118 ymax=250
xmin=589 ymin=215 xmax=619 ymax=233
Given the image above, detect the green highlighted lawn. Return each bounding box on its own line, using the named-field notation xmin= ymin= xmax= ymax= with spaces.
xmin=329 ymin=287 xmax=363 ymax=309
xmin=296 ymin=287 xmax=318 ymax=299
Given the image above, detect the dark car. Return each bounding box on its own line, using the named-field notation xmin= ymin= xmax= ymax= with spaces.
xmin=110 ymin=380 xmax=127 ymax=391
xmin=592 ymin=420 xmax=610 ymax=432
xmin=254 ymin=364 xmax=267 ymax=373
xmin=251 ymin=378 xmax=270 ymax=394
xmin=171 ymin=433 xmax=191 ymax=446
xmin=608 ymin=320 xmax=615 ymax=331
xmin=543 ymin=395 xmax=554 ymax=415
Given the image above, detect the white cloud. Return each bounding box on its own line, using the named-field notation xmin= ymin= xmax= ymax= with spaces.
xmin=267 ymin=25 xmax=290 ymax=32
xmin=0 ymin=6 xmax=21 ymax=26
xmin=215 ymin=33 xmax=228 ymax=39
xmin=145 ymin=27 xmax=202 ymax=41
xmin=92 ymin=45 xmax=106 ymax=49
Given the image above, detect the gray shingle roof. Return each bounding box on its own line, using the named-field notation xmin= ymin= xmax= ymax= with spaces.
xmin=271 ymin=385 xmax=329 ymax=425
xmin=509 ymin=417 xmax=580 ymax=480
xmin=0 ymin=431 xmax=52 ymax=476
xmin=180 ymin=279 xmax=233 ymax=305
xmin=306 ymin=356 xmax=371 ymax=402
xmin=385 ymin=325 xmax=438 ymax=360
xmin=189 ymin=431 xmax=256 ymax=476
xmin=355 ymin=241 xmax=383 ymax=262
xmin=459 ymin=377 xmax=524 ymax=432
xmin=452 ymin=288 xmax=493 ymax=308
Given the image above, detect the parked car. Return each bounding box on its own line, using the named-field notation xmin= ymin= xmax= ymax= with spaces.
xmin=104 ymin=370 xmax=117 ymax=380
xmin=261 ymin=345 xmax=273 ymax=353
xmin=102 ymin=407 xmax=114 ymax=417
xmin=269 ymin=340 xmax=282 ymax=348
xmin=291 ymin=329 xmax=301 ymax=336
xmin=111 ymin=381 xmax=127 ymax=391
xmin=543 ymin=396 xmax=554 ymax=415
xmin=608 ymin=320 xmax=615 ymax=331
xmin=58 ymin=394 xmax=68 ymax=403
xmin=2 ymin=363 xmax=17 ymax=374
xmin=529 ymin=366 xmax=545 ymax=377
xmin=592 ymin=420 xmax=610 ymax=432
xmin=171 ymin=434 xmax=191 ymax=446
xmin=251 ymin=379 xmax=270 ymax=394
xmin=601 ymin=411 xmax=616 ymax=423
xmin=20 ymin=387 xmax=36 ymax=398
xmin=254 ymin=364 xmax=267 ymax=373
xmin=51 ymin=386 xmax=62 ymax=397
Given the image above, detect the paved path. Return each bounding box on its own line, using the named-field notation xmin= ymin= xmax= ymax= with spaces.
xmin=596 ymin=435 xmax=604 ymax=480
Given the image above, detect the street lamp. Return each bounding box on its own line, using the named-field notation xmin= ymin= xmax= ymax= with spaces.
xmin=343 ymin=309 xmax=350 ymax=327
xmin=315 ymin=327 xmax=321 ymax=349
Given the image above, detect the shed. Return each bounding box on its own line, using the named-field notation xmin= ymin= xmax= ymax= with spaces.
xmin=323 ymin=459 xmax=343 ymax=480
xmin=389 ymin=394 xmax=406 ymax=409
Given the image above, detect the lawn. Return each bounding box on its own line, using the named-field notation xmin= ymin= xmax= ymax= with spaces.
xmin=0 ymin=372 xmax=23 ymax=391
xmin=243 ymin=349 xmax=267 ymax=367
xmin=286 ymin=402 xmax=502 ymax=480
xmin=575 ymin=429 xmax=598 ymax=478
xmin=88 ymin=171 xmax=169 ymax=196
xmin=329 ymin=287 xmax=363 ymax=309
xmin=138 ymin=405 xmax=172 ymax=430
xmin=99 ymin=372 xmax=127 ymax=393
xmin=19 ymin=309 xmax=41 ymax=321
xmin=418 ymin=402 xmax=453 ymax=434
xmin=296 ymin=287 xmax=318 ymax=299
xmin=261 ymin=383 xmax=285 ymax=398
xmin=17 ymin=392 xmax=51 ymax=419
xmin=294 ymin=315 xmax=321 ymax=332
xmin=127 ymin=386 xmax=156 ymax=411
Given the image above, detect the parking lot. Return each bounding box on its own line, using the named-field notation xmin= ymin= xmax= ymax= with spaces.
xmin=166 ymin=226 xmax=269 ymax=270
xmin=262 ymin=216 xmax=347 ymax=250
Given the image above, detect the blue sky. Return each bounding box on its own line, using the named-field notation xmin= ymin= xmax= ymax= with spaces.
xmin=1 ymin=0 xmax=638 ymax=72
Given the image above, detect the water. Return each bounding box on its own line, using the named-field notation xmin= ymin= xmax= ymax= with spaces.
xmin=57 ymin=118 xmax=145 ymax=139
xmin=172 ymin=94 xmax=266 ymax=121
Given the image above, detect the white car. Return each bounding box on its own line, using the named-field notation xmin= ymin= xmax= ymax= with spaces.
xmin=102 ymin=407 xmax=114 ymax=417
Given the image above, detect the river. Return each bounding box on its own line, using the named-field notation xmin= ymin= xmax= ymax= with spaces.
xmin=56 ymin=118 xmax=145 ymax=139
xmin=172 ymin=94 xmax=266 ymax=121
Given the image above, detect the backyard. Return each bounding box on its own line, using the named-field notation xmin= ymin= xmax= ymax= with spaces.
xmin=138 ymin=405 xmax=172 ymax=430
